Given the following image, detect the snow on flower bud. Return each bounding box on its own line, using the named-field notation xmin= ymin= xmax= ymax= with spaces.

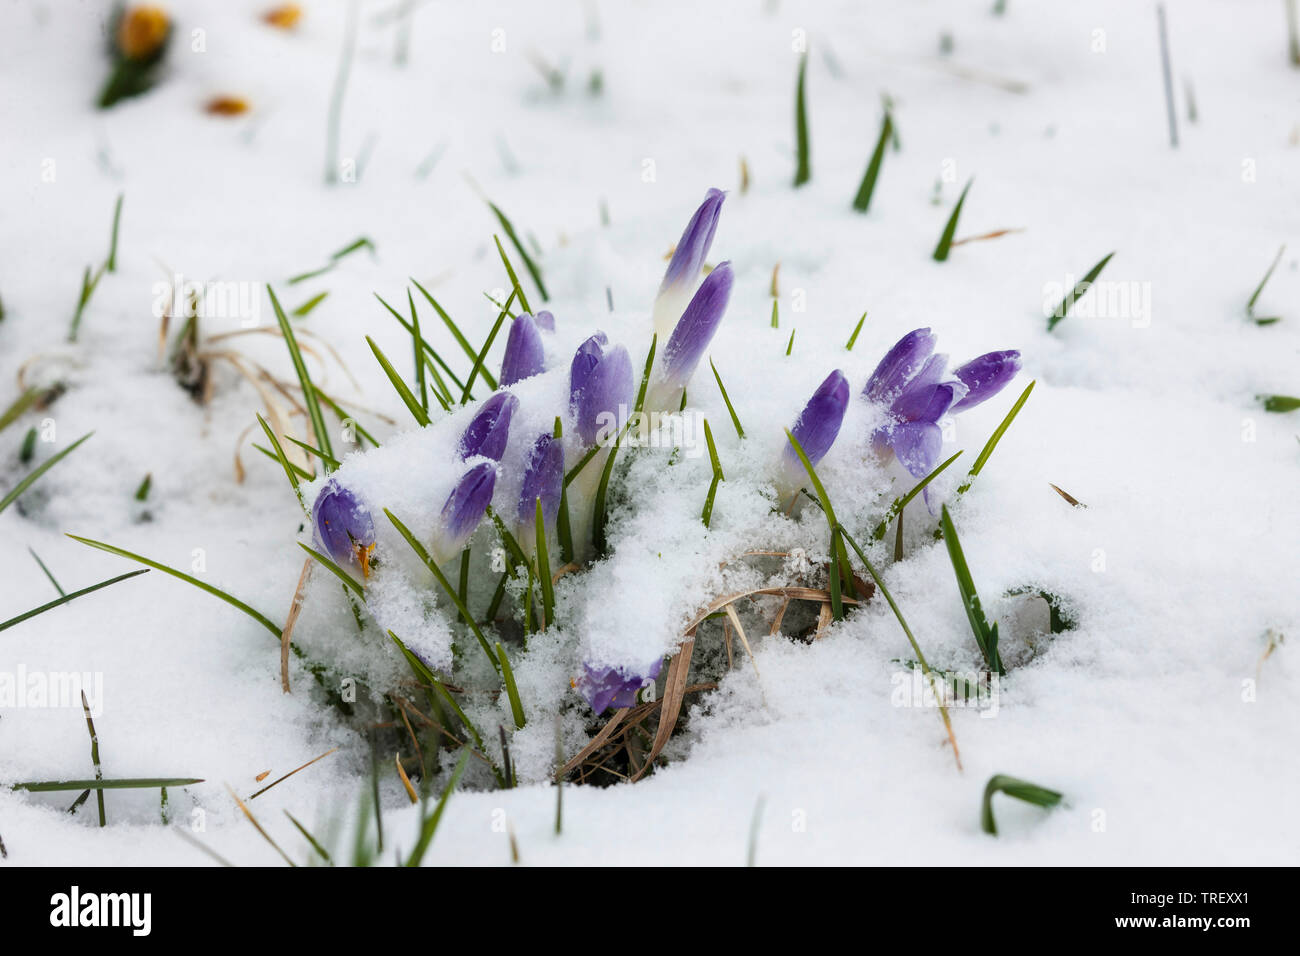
xmin=435 ymin=462 xmax=497 ymax=559
xmin=578 ymin=659 xmax=664 ymax=713
xmin=459 ymin=391 xmax=517 ymax=461
xmin=499 ymin=313 xmax=545 ymax=386
xmin=516 ymin=433 xmax=564 ymax=542
xmin=652 ymin=188 xmax=725 ymax=341
xmin=950 ymin=350 xmax=1022 ymax=412
xmin=570 ymin=333 xmax=633 ymax=446
xmin=782 ymin=369 xmax=850 ymax=487
xmin=650 ymin=261 xmax=733 ymax=410
xmin=312 ymin=479 xmax=376 ymax=578
xmin=863 ymin=327 xmax=938 ymax=406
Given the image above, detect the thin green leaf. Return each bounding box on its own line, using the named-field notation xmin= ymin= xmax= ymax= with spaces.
xmin=0 ymin=432 xmax=92 ymax=515
xmin=297 ymin=543 xmax=365 ymax=598
xmin=367 ymin=336 xmax=432 ymax=427
xmin=493 ymin=235 xmax=532 ymax=315
xmin=106 ymin=193 xmax=124 ymax=273
xmin=487 ymin=201 xmax=548 ymax=303
xmin=460 ymin=288 xmax=517 ymax=403
xmin=409 ymin=278 xmax=499 ymax=390
xmin=958 ymin=380 xmax=1034 ymax=494
xmin=709 ymin=359 xmax=745 ymax=439
xmin=292 ymin=291 xmax=330 ymax=317
xmin=1261 ymin=394 xmax=1300 ymax=413
xmin=939 ymin=505 xmax=1003 ymax=674
xmin=981 ymin=774 xmax=1063 ymax=836
xmin=793 ymin=51 xmax=811 ymax=186
xmin=255 ymin=414 xmax=306 ymax=505
xmin=0 ymin=569 xmax=147 ymax=634
xmin=497 ymin=642 xmax=527 ymax=729
xmin=851 ymin=109 xmax=892 ymax=212
xmin=282 ymin=434 xmax=341 ymax=471
xmin=28 ymin=547 xmax=65 ymax=597
xmin=535 ymin=497 xmax=554 ymax=629
xmin=932 ymin=178 xmax=972 ymax=262
xmin=1047 ymin=251 xmax=1115 ymax=330
xmin=11 ymin=777 xmax=203 ymax=793
xmin=871 ymin=450 xmax=963 ymax=540
xmin=701 ymin=419 xmax=724 ymax=527
xmin=845 ymin=312 xmax=867 ymax=350
xmin=269 ymin=285 xmax=333 ymax=461
xmin=405 ymin=751 xmax=469 ymax=867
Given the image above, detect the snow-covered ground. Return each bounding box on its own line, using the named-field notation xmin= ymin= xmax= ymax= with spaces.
xmin=1 ymin=0 xmax=1298 ymax=866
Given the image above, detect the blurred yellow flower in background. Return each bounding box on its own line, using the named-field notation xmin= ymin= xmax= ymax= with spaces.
xmin=116 ymin=5 xmax=170 ymax=61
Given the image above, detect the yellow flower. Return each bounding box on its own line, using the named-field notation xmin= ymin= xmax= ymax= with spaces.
xmin=204 ymin=95 xmax=250 ymax=116
xmin=117 ymin=6 xmax=170 ymax=61
xmin=263 ymin=4 xmax=302 ymax=30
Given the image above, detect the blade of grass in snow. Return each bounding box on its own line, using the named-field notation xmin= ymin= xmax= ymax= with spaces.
xmin=0 ymin=432 xmax=92 ymax=515
xmin=957 ymin=380 xmax=1034 ymax=495
xmin=269 ymin=285 xmax=333 ymax=461
xmin=940 ymin=505 xmax=1003 ymax=674
xmin=134 ymin=473 xmax=151 ymax=501
xmin=592 ymin=335 xmax=656 ymax=552
xmin=11 ymin=777 xmax=203 ymax=792
xmin=1048 ymin=252 xmax=1115 ymax=331
xmin=79 ymin=691 xmax=106 ymax=826
xmin=408 ymin=290 xmax=429 ymax=414
xmin=68 ymin=264 xmax=104 ymax=342
xmin=845 ymin=312 xmax=867 ymax=350
xmin=19 ymin=428 xmax=35 ymax=464
xmin=553 ymin=417 xmax=574 ymax=563
xmin=535 ymin=497 xmax=555 ymax=629
xmin=785 ymin=430 xmax=853 ymax=617
xmin=837 ymin=526 xmax=962 ymax=770
xmin=461 ymin=288 xmax=517 ymax=403
xmin=709 ymin=359 xmax=745 ymax=439
xmin=770 ymin=299 xmax=779 ymax=329
xmin=282 ymin=434 xmax=340 ymax=471
xmin=252 ymin=443 xmax=314 ymax=481
xmin=487 ymin=201 xmax=548 ymax=302
xmin=0 ymin=569 xmax=147 ymax=634
xmin=497 ymin=642 xmax=527 ymax=729
xmin=1260 ymin=394 xmax=1300 ymax=413
xmin=28 ymin=547 xmax=65 ymax=597
xmin=494 ymin=235 xmax=533 ymax=315
xmin=285 ymin=811 xmax=333 ymax=865
xmin=256 ymin=414 xmax=306 ymax=504
xmin=367 ymin=336 xmax=432 ymax=426
xmin=405 ymin=750 xmax=469 ymax=867
xmin=385 ymin=510 xmax=498 ymax=670
xmin=312 ymin=388 xmax=380 ymax=448
xmin=0 ymin=386 xmax=40 ymax=434
xmin=106 ymin=193 xmax=123 ymax=273
xmin=701 ymin=419 xmax=724 ymax=527
xmin=785 ymin=329 xmax=795 ymax=355
xmin=292 ymin=291 xmax=329 ymax=317
xmin=377 ymin=292 xmax=469 ymax=399
xmin=931 ymin=178 xmax=972 ymax=262
xmin=851 ymin=107 xmax=893 ymax=212
xmin=871 ymin=450 xmax=963 ymax=540
xmin=981 ymin=774 xmax=1063 ymax=836
xmin=793 ymin=51 xmax=811 ymax=186
xmin=297 ymin=543 xmax=365 ymax=598
xmin=1247 ymin=244 xmax=1286 ymax=324
xmin=409 ymin=279 xmax=499 ymax=390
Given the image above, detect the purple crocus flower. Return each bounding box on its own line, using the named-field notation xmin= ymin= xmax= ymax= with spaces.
xmin=459 ymin=391 xmax=518 ymax=461
xmin=570 ymin=333 xmax=634 ymax=446
xmin=500 ymin=313 xmax=545 ymax=386
xmin=516 ymin=432 xmax=564 ymax=541
xmin=578 ymin=658 xmax=664 ymax=713
xmin=312 ymin=479 xmax=376 ymax=578
xmin=865 ymin=328 xmax=1021 ymax=482
xmin=435 ymin=462 xmax=497 ymax=559
xmin=782 ymin=369 xmax=850 ymax=487
xmin=534 ymin=310 xmax=556 ymax=332
xmin=650 ymin=261 xmax=733 ymax=410
xmin=653 ymin=188 xmax=726 ymax=340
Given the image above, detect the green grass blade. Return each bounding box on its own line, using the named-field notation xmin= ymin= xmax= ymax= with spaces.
xmin=106 ymin=193 xmax=124 ymax=273
xmin=932 ymin=178 xmax=972 ymax=262
xmin=871 ymin=450 xmax=963 ymax=540
xmin=958 ymin=380 xmax=1034 ymax=494
xmin=939 ymin=505 xmax=1002 ymax=674
xmin=408 ymin=290 xmax=429 ymax=414
xmin=405 ymin=751 xmax=469 ymax=867
xmin=493 ymin=235 xmax=532 ymax=315
xmin=269 ymin=285 xmax=333 ymax=461
xmin=497 ymin=642 xmax=527 ymax=729
xmin=255 ymin=414 xmax=306 ymax=504
xmin=535 ymin=497 xmax=554 ymax=628
xmin=0 ymin=431 xmax=92 ymax=515
xmin=285 ymin=811 xmax=334 ymax=865
xmin=1261 ymin=394 xmax=1300 ymax=413
xmin=0 ymin=386 xmax=40 ymax=434
xmin=292 ymin=291 xmax=329 ymax=317
xmin=785 ymin=328 xmax=795 ymax=355
xmin=409 ymin=279 xmax=498 ymax=390
xmin=12 ymin=777 xmax=203 ymax=793
xmin=66 ymin=535 xmax=282 ymax=638
xmin=709 ymin=359 xmax=745 ymax=439
xmin=553 ymin=418 xmax=574 ymax=563
xmin=701 ymin=419 xmax=724 ymax=527
xmin=375 ymin=292 xmax=468 ymax=399
xmin=852 ymin=109 xmax=893 ymax=212
xmin=1048 ymin=251 xmax=1114 ymax=330
xmin=845 ymin=312 xmax=867 ymax=350
xmin=28 ymin=547 xmax=65 ymax=597
xmin=297 ymin=543 xmax=365 ymax=598
xmin=487 ymin=201 xmax=548 ymax=303
xmin=134 ymin=473 xmax=152 ymax=502
xmin=312 ymin=387 xmax=380 ymax=448
xmin=282 ymin=434 xmax=341 ymax=471
xmin=0 ymin=569 xmax=148 ymax=634
xmin=1247 ymin=244 xmax=1285 ymax=320
xmin=367 ymin=336 xmax=432 ymax=427
xmin=252 ymin=443 xmax=314 ymax=481
xmin=793 ymin=52 xmax=810 ymax=186
xmin=981 ymin=774 xmax=1063 ymax=836
xmin=460 ymin=288 xmax=516 ymax=403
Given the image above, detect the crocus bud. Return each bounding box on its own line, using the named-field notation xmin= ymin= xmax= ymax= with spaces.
xmin=652 ymin=188 xmax=726 ymax=340
xmin=534 ymin=310 xmax=556 ymax=332
xmin=435 ymin=462 xmax=496 ymax=560
xmin=312 ymin=479 xmax=376 ymax=578
xmin=459 ymin=392 xmax=518 ymax=461
xmin=570 ymin=334 xmax=633 ymax=446
xmin=782 ymin=369 xmax=850 ymax=488
xmin=500 ymin=313 xmax=545 ymax=387
xmin=950 ymin=350 xmax=1022 ymax=412
xmin=578 ymin=659 xmax=664 ymax=713
xmin=516 ymin=433 xmax=564 ymax=543
xmin=649 ymin=261 xmax=733 ymax=411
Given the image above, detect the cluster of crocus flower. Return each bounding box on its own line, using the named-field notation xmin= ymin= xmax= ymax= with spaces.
xmin=306 ymin=185 xmax=1021 ymax=718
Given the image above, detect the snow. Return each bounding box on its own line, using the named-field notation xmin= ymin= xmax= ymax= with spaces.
xmin=1 ymin=0 xmax=1298 ymax=865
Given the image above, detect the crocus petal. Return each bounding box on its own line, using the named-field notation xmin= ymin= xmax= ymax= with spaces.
xmin=534 ymin=310 xmax=556 ymax=332
xmin=437 ymin=462 xmax=497 ymax=556
xmin=660 ymin=188 xmax=725 ymax=293
xmin=516 ymin=433 xmax=565 ymax=535
xmin=783 ymin=369 xmax=850 ymax=480
xmin=312 ymin=479 xmax=376 ymax=576
xmin=500 ymin=313 xmax=545 ymax=386
xmin=576 ymin=344 xmax=633 ymax=446
xmin=459 ymin=392 xmax=518 ymax=461
xmin=893 ymin=381 xmax=963 ymax=425
xmin=950 ymin=350 xmax=1022 ymax=412
xmin=568 ymin=332 xmax=610 ymax=415
xmin=658 ymin=261 xmax=733 ymax=397
xmin=863 ymin=328 xmax=937 ymax=405
xmin=579 ymin=659 xmax=664 ymax=713
xmin=889 ymin=421 xmax=944 ymax=479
